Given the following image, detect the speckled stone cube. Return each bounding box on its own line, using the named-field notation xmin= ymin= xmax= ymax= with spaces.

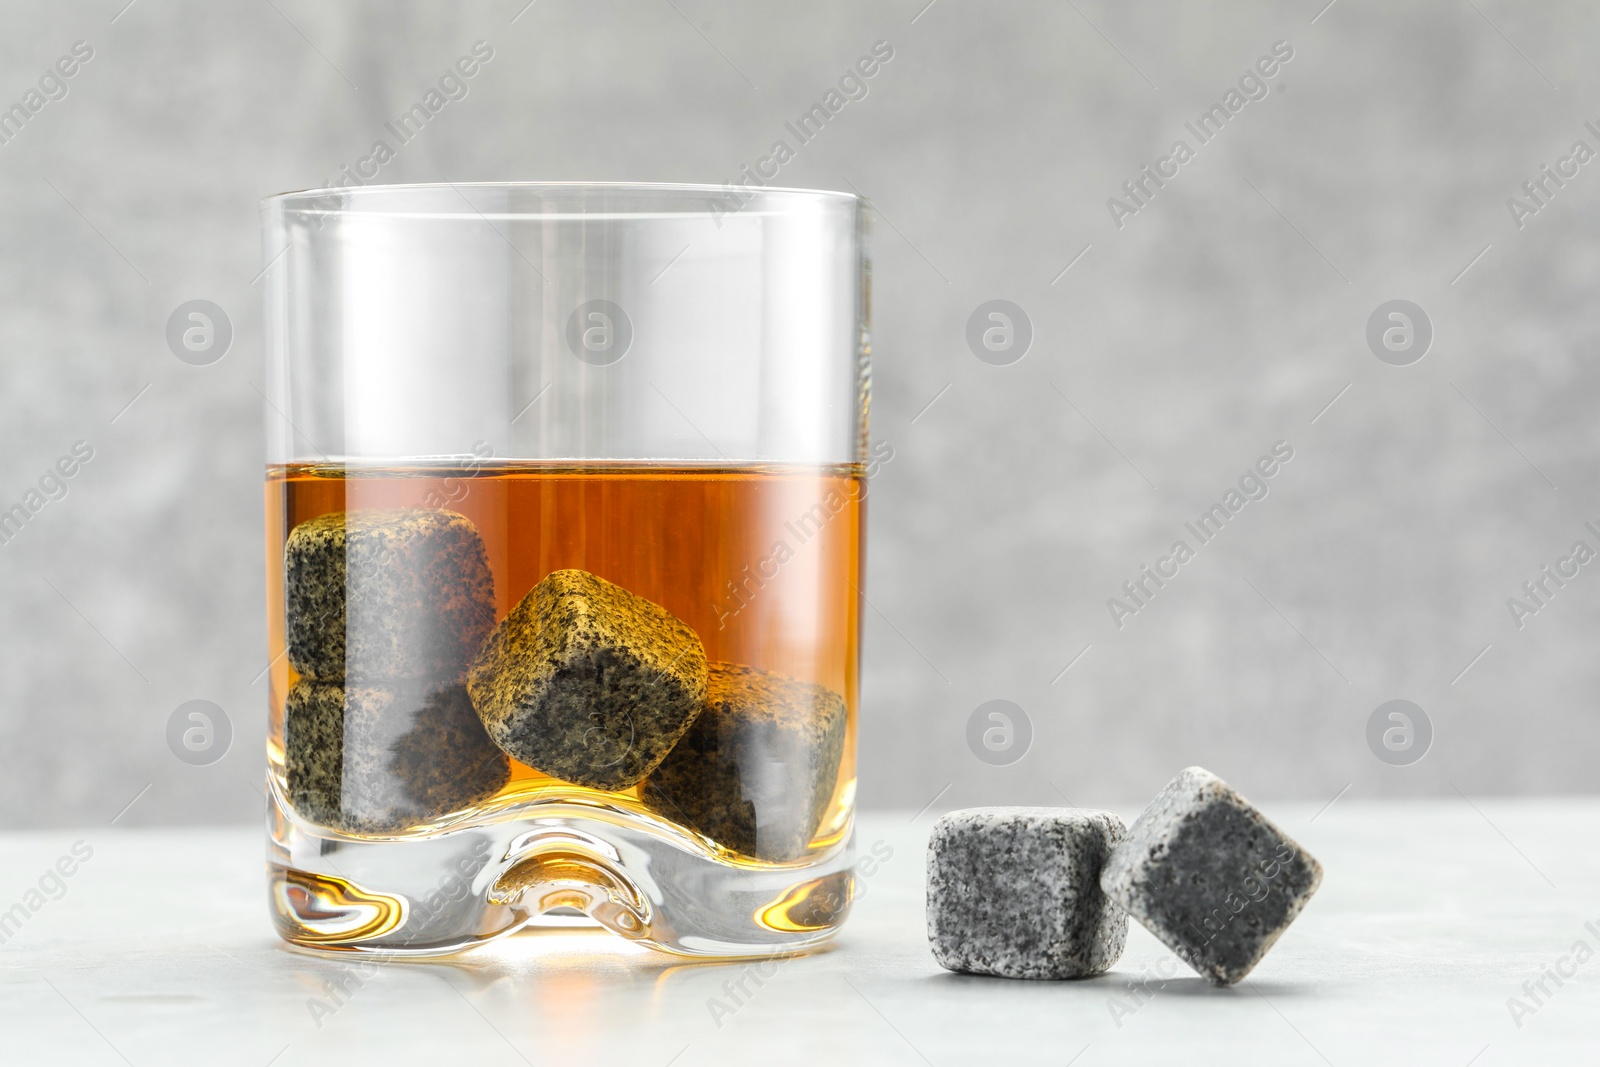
xmin=285 ymin=508 xmax=495 ymax=683
xmin=465 ymin=568 xmax=708 ymax=790
xmin=1100 ymin=766 xmax=1323 ymax=986
xmin=284 ymin=680 xmax=510 ymax=834
xmin=642 ymin=663 xmax=848 ymax=861
xmin=926 ymin=807 xmax=1128 ymax=979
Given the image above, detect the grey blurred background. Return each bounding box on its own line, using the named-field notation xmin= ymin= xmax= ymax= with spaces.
xmin=2 ymin=0 xmax=1596 ymax=828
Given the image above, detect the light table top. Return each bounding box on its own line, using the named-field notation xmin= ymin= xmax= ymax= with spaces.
xmin=0 ymin=800 xmax=1594 ymax=1064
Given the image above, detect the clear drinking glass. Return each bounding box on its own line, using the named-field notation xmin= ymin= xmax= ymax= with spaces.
xmin=260 ymin=183 xmax=868 ymax=957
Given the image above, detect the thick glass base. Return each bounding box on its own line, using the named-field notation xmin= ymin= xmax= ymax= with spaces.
xmin=266 ymin=780 xmax=856 ymax=959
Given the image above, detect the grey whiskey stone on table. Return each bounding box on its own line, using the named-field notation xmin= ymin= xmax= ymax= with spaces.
xmin=466 ymin=568 xmax=709 ymax=791
xmin=285 ymin=508 xmax=495 ymax=683
xmin=643 ymin=662 xmax=848 ymax=861
xmin=926 ymin=807 xmax=1128 ymax=979
xmin=1100 ymin=766 xmax=1323 ymax=987
xmin=284 ymin=680 xmax=510 ymax=834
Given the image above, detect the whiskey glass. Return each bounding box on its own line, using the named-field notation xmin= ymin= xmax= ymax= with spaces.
xmin=260 ymin=182 xmax=868 ymax=957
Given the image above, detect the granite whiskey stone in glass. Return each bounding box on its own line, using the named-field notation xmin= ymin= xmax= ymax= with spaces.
xmin=261 ymin=183 xmax=869 ymax=957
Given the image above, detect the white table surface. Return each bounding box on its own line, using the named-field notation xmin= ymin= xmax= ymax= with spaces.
xmin=0 ymin=800 xmax=1595 ymax=1065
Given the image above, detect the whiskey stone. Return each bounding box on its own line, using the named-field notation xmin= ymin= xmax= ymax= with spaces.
xmin=466 ymin=568 xmax=708 ymax=791
xmin=1100 ymin=766 xmax=1323 ymax=986
xmin=285 ymin=508 xmax=495 ymax=683
xmin=926 ymin=807 xmax=1128 ymax=979
xmin=642 ymin=663 xmax=848 ymax=861
xmin=285 ymin=680 xmax=509 ymax=834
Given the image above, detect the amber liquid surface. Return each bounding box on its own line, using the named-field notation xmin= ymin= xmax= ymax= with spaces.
xmin=265 ymin=462 xmax=863 ymax=860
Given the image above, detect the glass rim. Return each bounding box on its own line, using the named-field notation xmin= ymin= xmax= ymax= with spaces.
xmin=262 ymin=180 xmax=863 ymax=214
